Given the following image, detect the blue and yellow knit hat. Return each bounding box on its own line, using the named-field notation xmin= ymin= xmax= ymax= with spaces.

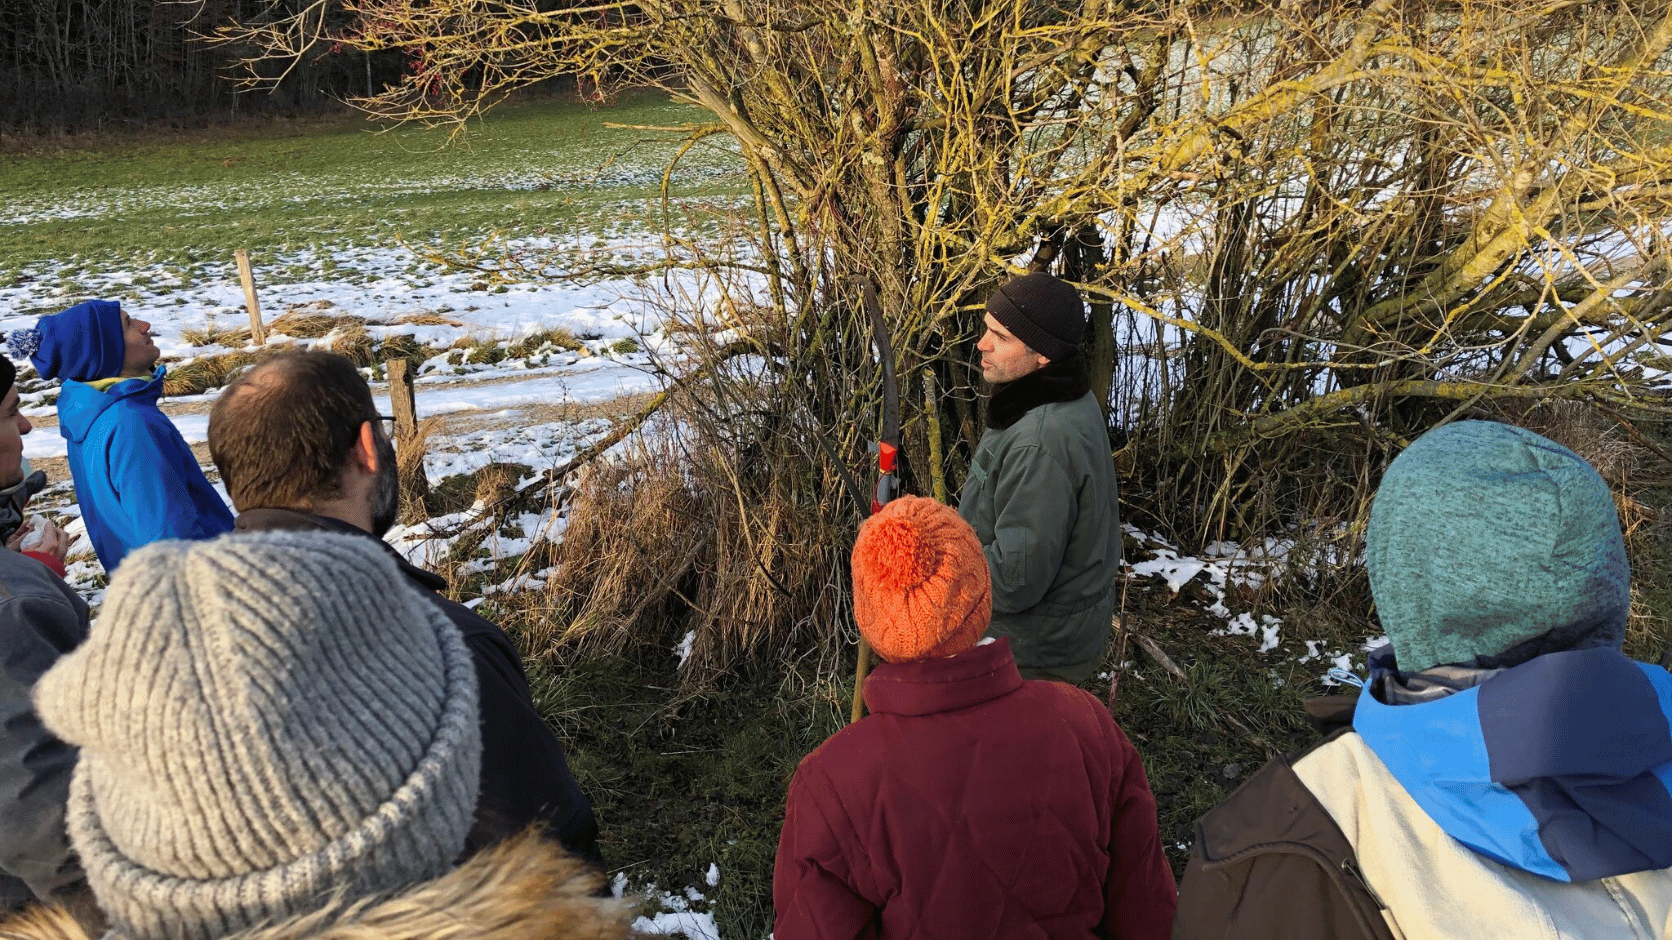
xmin=7 ymin=299 xmax=126 ymax=383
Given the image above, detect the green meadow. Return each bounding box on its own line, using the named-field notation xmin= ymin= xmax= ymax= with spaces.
xmin=0 ymin=93 xmax=744 ymax=282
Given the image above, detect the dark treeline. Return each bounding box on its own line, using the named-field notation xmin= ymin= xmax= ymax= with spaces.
xmin=1 ymin=0 xmax=406 ymax=134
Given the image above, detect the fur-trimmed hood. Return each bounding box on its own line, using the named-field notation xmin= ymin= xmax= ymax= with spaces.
xmin=0 ymin=835 xmax=631 ymax=940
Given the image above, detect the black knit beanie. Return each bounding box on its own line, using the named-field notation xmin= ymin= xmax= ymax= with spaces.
xmin=984 ymin=273 xmax=1086 ymax=362
xmin=0 ymin=355 xmax=15 ymax=401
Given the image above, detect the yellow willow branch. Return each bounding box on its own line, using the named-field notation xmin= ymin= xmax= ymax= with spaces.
xmin=1158 ymin=0 xmax=1400 ymax=174
xmin=1099 ymin=289 xmax=1273 ymax=384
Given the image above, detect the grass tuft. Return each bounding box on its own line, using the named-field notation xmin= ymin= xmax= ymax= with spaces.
xmin=384 ymin=311 xmax=464 ymax=327
xmin=269 ymin=309 xmax=362 ymax=339
xmin=462 ymin=339 xmax=509 ymax=365
xmin=508 ymin=328 xmax=583 ymax=358
xmin=378 ymin=333 xmax=441 ymax=366
xmin=324 ymin=322 xmax=378 ymax=367
xmin=179 ymin=324 xmax=253 ymax=348
xmin=163 ymin=348 xmax=289 ymax=396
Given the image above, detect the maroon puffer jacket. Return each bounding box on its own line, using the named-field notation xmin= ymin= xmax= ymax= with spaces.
xmin=773 ymin=638 xmax=1176 ymax=940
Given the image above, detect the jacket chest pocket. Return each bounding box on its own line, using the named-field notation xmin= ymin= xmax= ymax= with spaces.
xmin=960 ymin=461 xmax=989 ymax=508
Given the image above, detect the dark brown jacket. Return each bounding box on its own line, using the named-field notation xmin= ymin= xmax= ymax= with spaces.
xmin=1171 ymin=731 xmax=1396 ymax=940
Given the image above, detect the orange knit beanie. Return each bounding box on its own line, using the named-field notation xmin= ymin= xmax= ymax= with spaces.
xmin=851 ymin=496 xmax=991 ymax=663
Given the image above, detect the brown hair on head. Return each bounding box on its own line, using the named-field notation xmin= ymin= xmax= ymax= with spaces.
xmin=208 ymin=351 xmax=379 ymax=512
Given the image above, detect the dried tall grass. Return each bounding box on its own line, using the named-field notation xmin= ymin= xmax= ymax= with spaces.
xmin=270 ymin=310 xmax=363 ymax=339
xmin=396 ymin=416 xmax=440 ymax=525
xmin=383 ymin=311 xmax=463 ymax=327
xmin=324 ymin=322 xmax=377 ymax=366
xmin=379 ymin=333 xmax=439 ymax=365
xmin=508 ymin=328 xmax=582 ymax=358
xmin=179 ymin=324 xmax=252 ymax=348
xmin=163 ymin=347 xmax=289 ymax=396
xmin=538 ymin=411 xmax=851 ymax=683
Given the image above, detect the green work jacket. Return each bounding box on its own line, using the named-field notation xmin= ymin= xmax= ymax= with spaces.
xmin=958 ymin=390 xmax=1120 ymax=679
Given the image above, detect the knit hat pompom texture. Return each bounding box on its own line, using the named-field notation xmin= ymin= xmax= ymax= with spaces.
xmin=852 ymin=496 xmax=991 ymax=663
xmin=12 ymin=299 xmax=126 ymax=383
xmin=35 ymin=531 xmax=481 ymax=940
xmin=984 ymin=272 xmax=1086 ymax=363
xmin=1367 ymin=420 xmax=1629 ymax=674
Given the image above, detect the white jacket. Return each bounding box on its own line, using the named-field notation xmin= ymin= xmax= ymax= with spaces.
xmin=1295 ymin=733 xmax=1672 ymax=940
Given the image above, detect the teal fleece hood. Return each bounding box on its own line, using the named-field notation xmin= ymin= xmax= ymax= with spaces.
xmin=1366 ymin=420 xmax=1629 ymax=673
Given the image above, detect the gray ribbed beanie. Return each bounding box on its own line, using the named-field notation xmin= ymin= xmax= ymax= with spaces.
xmin=35 ymin=531 xmax=481 ymax=940
xmin=1366 ymin=420 xmax=1630 ymax=674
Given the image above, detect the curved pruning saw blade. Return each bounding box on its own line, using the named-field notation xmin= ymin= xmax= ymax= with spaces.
xmin=860 ymin=280 xmax=901 ymax=514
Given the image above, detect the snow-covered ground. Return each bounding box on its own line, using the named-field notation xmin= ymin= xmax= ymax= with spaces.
xmin=619 ymin=863 xmax=725 ymax=939
xmin=2 ymin=241 xmax=673 ymax=388
xmin=1123 ymin=524 xmax=1384 ymax=687
xmin=8 ymin=235 xmax=692 ymax=574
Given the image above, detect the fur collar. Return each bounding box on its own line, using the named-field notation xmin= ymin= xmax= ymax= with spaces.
xmin=985 ymin=353 xmax=1091 ymax=430
xmin=0 ymin=834 xmax=630 ymax=940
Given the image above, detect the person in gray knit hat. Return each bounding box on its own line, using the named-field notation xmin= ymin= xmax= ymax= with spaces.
xmin=33 ymin=531 xmax=483 ymax=940
xmin=959 ymin=271 xmax=1121 ymax=683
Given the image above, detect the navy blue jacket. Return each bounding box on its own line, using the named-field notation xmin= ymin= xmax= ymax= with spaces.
xmin=1356 ymin=643 xmax=1672 ymax=881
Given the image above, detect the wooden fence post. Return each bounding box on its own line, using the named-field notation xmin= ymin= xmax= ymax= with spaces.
xmin=234 ymin=249 xmax=268 ymax=346
xmin=387 ymin=357 xmax=430 ymax=523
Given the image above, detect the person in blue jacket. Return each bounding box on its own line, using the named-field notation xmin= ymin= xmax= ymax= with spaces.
xmin=6 ymin=300 xmax=232 ymax=571
xmin=1174 ymin=420 xmax=1672 ymax=940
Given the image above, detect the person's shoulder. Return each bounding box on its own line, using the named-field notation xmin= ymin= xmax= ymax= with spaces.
xmin=0 ymin=550 xmax=87 ymax=642
xmin=411 ymin=575 xmax=495 ymax=632
xmin=97 ymin=388 xmax=167 ymax=428
xmin=0 ymin=548 xmax=77 ymax=601
xmin=794 ymin=716 xmax=890 ymax=784
xmin=1027 ymin=392 xmax=1101 ymax=435
xmin=986 ymin=405 xmax=1055 ymax=453
xmin=1014 ymin=679 xmax=1119 ymax=733
xmin=1290 ymin=728 xmax=1383 ymax=804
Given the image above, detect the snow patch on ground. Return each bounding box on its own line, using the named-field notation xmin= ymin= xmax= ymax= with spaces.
xmin=613 ymin=869 xmax=724 ymax=940
xmin=1123 ymin=524 xmax=1381 ymax=682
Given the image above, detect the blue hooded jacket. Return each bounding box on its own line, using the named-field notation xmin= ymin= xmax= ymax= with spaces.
xmin=1357 ymin=642 xmax=1672 ymax=883
xmin=57 ymin=367 xmax=234 ymax=570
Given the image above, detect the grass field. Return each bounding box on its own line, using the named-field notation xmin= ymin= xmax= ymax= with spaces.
xmin=0 ymin=92 xmax=743 ymax=299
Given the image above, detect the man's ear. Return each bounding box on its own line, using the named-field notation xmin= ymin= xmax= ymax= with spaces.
xmin=352 ymin=421 xmax=380 ymax=474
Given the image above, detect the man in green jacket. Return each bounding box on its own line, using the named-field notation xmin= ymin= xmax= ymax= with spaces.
xmin=958 ymin=272 xmax=1121 ymax=684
